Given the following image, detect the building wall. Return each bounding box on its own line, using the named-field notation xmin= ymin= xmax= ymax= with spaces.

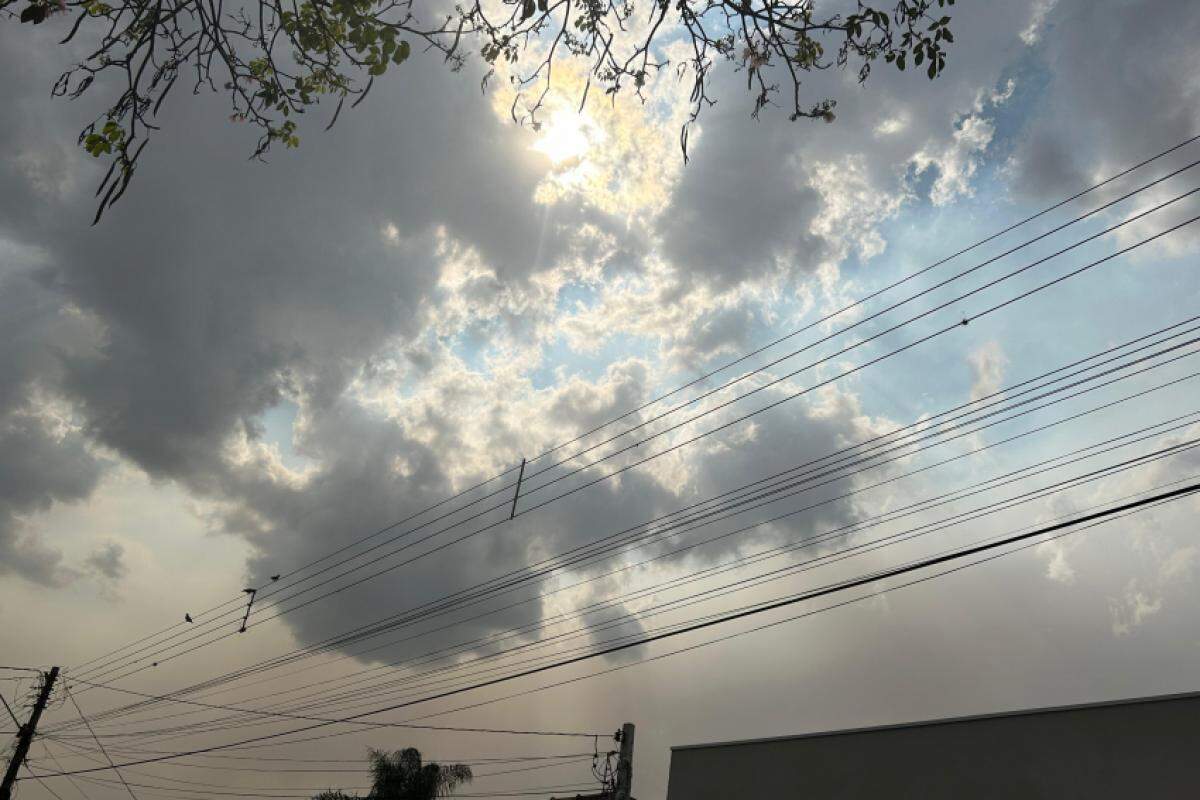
xmin=665 ymin=692 xmax=1200 ymax=799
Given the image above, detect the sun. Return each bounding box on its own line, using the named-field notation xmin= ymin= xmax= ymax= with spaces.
xmin=532 ymin=109 xmax=598 ymax=165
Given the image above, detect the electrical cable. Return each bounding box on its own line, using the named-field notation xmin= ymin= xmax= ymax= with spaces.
xmin=61 ymin=406 xmax=1200 ymax=742
xmin=27 ymin=480 xmax=1199 ymax=779
xmin=69 ymin=134 xmax=1200 ymax=679
xmin=72 ymin=204 xmax=1200 ymax=691
xmin=57 ymin=330 xmax=1200 ymax=734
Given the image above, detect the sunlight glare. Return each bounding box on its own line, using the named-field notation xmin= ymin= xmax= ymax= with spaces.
xmin=532 ymin=109 xmax=595 ymax=165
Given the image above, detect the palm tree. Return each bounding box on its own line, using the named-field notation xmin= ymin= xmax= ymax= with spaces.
xmin=367 ymin=748 xmax=473 ymax=800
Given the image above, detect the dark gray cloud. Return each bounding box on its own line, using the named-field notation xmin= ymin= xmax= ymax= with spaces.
xmin=0 ymin=24 xmax=624 ymax=490
xmin=86 ymin=540 xmax=127 ymax=581
xmin=214 ymin=372 xmax=870 ymax=668
xmin=0 ymin=267 xmax=105 ymax=584
xmin=653 ymin=0 xmax=1042 ymax=349
xmin=657 ymin=90 xmax=828 ymax=288
xmin=1008 ymin=0 xmax=1200 ymax=201
xmin=0 ymin=412 xmax=103 ymax=585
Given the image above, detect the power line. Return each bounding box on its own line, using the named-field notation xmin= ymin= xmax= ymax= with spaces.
xmin=62 ymin=379 xmax=1196 ymax=743
xmin=58 ymin=429 xmax=1200 ymax=762
xmin=394 ymin=489 xmax=1190 ymax=735
xmin=23 ymin=769 xmax=66 ymax=800
xmin=77 ymin=201 xmax=1200 ymax=695
xmin=64 ymin=403 xmax=1200 ymax=744
xmin=91 ymin=438 xmax=1200 ymax=742
xmin=37 ymin=737 xmax=594 ymax=765
xmin=36 ymin=742 xmax=91 ymax=800
xmin=73 ymin=204 xmax=1200 ymax=691
xmin=209 ymin=323 xmax=1200 ymax=681
xmin=28 ymin=481 xmax=1200 ymax=780
xmin=120 ymin=471 xmax=1174 ymax=758
xmin=511 ymin=157 xmax=1200 ymax=492
xmin=64 ymin=686 xmax=139 ymax=800
xmin=54 ymin=681 xmax=605 ymax=739
xmin=386 ymin=484 xmax=1200 ymax=722
xmin=68 ymin=133 xmax=1200 ymax=678
xmin=33 ymin=746 xmax=594 ymax=792
xmin=58 ymin=331 xmax=1200 ymax=734
xmin=72 ymin=775 xmax=601 ymax=800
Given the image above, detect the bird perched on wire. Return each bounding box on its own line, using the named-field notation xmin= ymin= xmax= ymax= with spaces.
xmin=270 ymin=574 xmax=280 ymax=581
xmin=185 ymin=613 xmax=193 ymax=623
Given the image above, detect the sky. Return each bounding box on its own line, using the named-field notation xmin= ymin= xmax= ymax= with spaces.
xmin=2 ymin=0 xmax=1200 ymax=798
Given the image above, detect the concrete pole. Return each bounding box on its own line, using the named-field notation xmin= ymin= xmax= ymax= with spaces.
xmin=614 ymin=722 xmax=635 ymax=800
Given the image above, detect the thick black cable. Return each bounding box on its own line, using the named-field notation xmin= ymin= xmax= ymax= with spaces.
xmin=29 ymin=482 xmax=1200 ymax=779
xmin=101 ymin=487 xmax=1193 ymax=753
xmin=392 ymin=490 xmax=1189 ymax=732
xmin=97 ymin=476 xmax=1175 ymax=756
xmin=73 ymin=403 xmax=1200 ymax=741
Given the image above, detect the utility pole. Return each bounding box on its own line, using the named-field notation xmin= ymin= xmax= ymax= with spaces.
xmin=1 ymin=666 xmax=59 ymax=800
xmin=613 ymin=722 xmax=635 ymax=800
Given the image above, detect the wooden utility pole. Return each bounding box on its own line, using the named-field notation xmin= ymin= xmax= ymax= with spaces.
xmin=1 ymin=666 xmax=59 ymax=800
xmin=613 ymin=722 xmax=635 ymax=800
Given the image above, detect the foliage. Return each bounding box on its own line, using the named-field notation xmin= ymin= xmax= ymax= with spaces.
xmin=307 ymin=748 xmax=472 ymax=800
xmin=2 ymin=0 xmax=960 ymax=221
xmin=367 ymin=748 xmax=472 ymax=799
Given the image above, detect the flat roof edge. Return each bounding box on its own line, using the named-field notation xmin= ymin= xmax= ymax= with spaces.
xmin=670 ymin=688 xmax=1200 ymax=752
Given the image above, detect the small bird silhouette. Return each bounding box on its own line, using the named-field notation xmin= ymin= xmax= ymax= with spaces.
xmin=961 ymin=317 xmax=970 ymax=327
xmin=185 ymin=613 xmax=193 ymax=623
xmin=270 ymin=574 xmax=280 ymax=581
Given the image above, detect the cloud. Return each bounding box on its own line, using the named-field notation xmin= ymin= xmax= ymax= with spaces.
xmin=211 ymin=350 xmax=877 ymax=664
xmin=968 ymin=341 xmax=1009 ymax=403
xmin=0 ymin=267 xmax=106 ymax=586
xmin=656 ymin=76 xmax=829 ymax=290
xmin=1037 ymin=540 xmax=1076 ymax=584
xmin=910 ymin=89 xmax=1010 ymax=207
xmin=0 ymin=411 xmax=102 ymax=586
xmin=1112 ymin=526 xmax=1200 ymax=637
xmin=86 ymin=540 xmax=127 ymax=580
xmin=1108 ymin=578 xmax=1163 ymax=635
xmin=1007 ymin=0 xmax=1200 ymax=210
xmin=1020 ymin=0 xmax=1059 ymax=45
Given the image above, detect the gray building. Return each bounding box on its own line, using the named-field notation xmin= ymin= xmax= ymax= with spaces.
xmin=666 ymin=690 xmax=1200 ymax=799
